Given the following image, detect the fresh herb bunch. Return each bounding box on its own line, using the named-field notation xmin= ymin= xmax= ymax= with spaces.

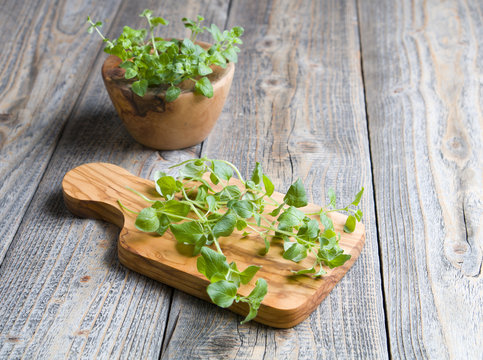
xmin=87 ymin=10 xmax=244 ymax=100
xmin=118 ymin=158 xmax=364 ymax=323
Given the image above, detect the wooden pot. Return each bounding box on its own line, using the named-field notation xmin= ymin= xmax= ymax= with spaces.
xmin=101 ymin=50 xmax=235 ymax=150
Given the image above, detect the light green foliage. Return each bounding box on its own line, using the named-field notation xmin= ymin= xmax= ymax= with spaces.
xmin=87 ymin=10 xmax=244 ymax=99
xmin=119 ymin=157 xmax=364 ymax=323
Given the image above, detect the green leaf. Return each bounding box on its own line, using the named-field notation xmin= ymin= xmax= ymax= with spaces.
xmin=319 ymin=250 xmax=351 ymax=269
xmin=250 ymin=162 xmax=262 ymax=185
xmin=226 ymin=263 xmax=240 ymax=286
xmin=207 ymin=280 xmax=237 ymax=308
xmin=227 ymin=200 xmax=253 ymax=219
xmin=354 ymin=209 xmax=363 ymax=222
xmin=198 ymin=62 xmax=213 ymax=76
xmin=223 ymin=46 xmax=238 ymax=63
xmin=268 ymin=203 xmax=284 ymax=217
xmin=135 ymin=208 xmax=159 ymax=232
xmin=239 ymin=265 xmax=260 ymax=284
xmin=283 ymin=242 xmax=308 ymax=262
xmin=246 ymin=278 xmax=267 ymax=303
xmin=197 ymin=255 xmax=207 ymax=275
xmin=124 ymin=68 xmax=137 ymax=79
xmin=180 ymin=161 xmax=205 ymax=179
xmin=241 ymin=306 xmax=258 ymax=324
xmin=216 ymin=185 xmax=241 ymax=202
xmin=297 ymin=219 xmax=320 ymax=240
xmin=344 ymin=215 xmax=356 ymax=233
xmin=278 ymin=206 xmax=305 ymax=230
xmin=210 ymin=172 xmax=219 ymax=185
xmin=232 ymin=26 xmax=244 ymax=37
xmin=140 ymin=9 xmax=152 ymax=18
xmin=262 ymin=174 xmax=274 ymax=196
xmin=181 ymin=38 xmax=196 ymax=54
xmin=151 ymin=16 xmax=168 ymax=26
xmin=213 ymin=212 xmax=237 ymax=238
xmin=209 ymin=24 xmax=223 ymax=42
xmin=156 ymin=175 xmax=177 ymax=198
xmin=195 ymin=185 xmax=207 ymax=202
xmin=132 ymin=79 xmax=148 ymax=97
xmin=193 ymin=235 xmax=207 ymax=255
xmin=292 ymin=267 xmax=316 ymax=275
xmin=165 ymin=86 xmax=181 ymax=102
xmin=206 ymin=195 xmax=216 ymax=212
xmin=254 ymin=213 xmax=261 ymax=226
xmin=195 ymin=77 xmax=214 ymax=98
xmin=283 ymin=178 xmax=308 ymax=208
xmin=210 ymin=51 xmax=227 ymax=67
xmin=170 ymin=221 xmax=204 ymax=244
xmin=162 ymin=199 xmax=190 ymax=219
xmin=262 ymin=236 xmax=270 ymax=254
xmin=200 ymin=247 xmax=229 ymax=280
xmin=320 ymin=229 xmax=338 ymax=250
xmin=328 ymin=188 xmax=336 ymax=207
xmin=212 ymin=160 xmax=233 ymax=181
xmin=236 ymin=219 xmax=247 ymax=231
xmin=320 ymin=212 xmax=334 ymax=231
xmin=352 ymin=187 xmax=364 ymax=206
xmin=156 ymin=213 xmax=170 ymax=235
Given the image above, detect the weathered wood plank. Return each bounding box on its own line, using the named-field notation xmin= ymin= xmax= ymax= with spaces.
xmin=0 ymin=0 xmax=229 ymax=358
xmin=0 ymin=0 xmax=125 ymax=264
xmin=161 ymin=0 xmax=388 ymax=358
xmin=358 ymin=0 xmax=483 ymax=358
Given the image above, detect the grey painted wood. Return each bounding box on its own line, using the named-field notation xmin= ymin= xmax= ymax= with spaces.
xmin=161 ymin=0 xmax=388 ymax=358
xmin=358 ymin=0 xmax=483 ymax=358
xmin=0 ymin=0 xmax=228 ymax=358
xmin=0 ymin=0 xmax=124 ymax=264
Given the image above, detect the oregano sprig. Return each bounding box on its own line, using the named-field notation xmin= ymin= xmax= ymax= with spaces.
xmin=87 ymin=10 xmax=244 ymax=100
xmin=118 ymin=158 xmax=364 ymax=323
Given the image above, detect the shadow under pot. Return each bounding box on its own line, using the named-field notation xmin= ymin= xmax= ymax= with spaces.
xmin=101 ymin=51 xmax=235 ymax=150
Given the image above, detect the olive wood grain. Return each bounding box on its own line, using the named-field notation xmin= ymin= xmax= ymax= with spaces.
xmin=62 ymin=162 xmax=365 ymax=328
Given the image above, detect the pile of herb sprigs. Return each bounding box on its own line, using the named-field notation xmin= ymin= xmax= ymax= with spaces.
xmin=87 ymin=10 xmax=243 ymax=100
xmin=118 ymin=158 xmax=364 ymax=324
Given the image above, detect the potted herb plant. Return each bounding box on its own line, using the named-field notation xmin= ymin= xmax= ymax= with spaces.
xmin=87 ymin=10 xmax=243 ymax=150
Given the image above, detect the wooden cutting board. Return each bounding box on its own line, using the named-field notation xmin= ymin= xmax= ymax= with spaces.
xmin=62 ymin=162 xmax=365 ymax=328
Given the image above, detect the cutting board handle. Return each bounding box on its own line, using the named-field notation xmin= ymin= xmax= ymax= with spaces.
xmin=62 ymin=163 xmax=154 ymax=228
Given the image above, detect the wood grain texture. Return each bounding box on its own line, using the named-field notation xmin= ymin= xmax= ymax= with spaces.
xmin=0 ymin=0 xmax=228 ymax=358
xmin=62 ymin=162 xmax=366 ymax=328
xmin=0 ymin=0 xmax=125 ymax=264
xmin=358 ymin=0 xmax=483 ymax=358
xmin=161 ymin=0 xmax=388 ymax=358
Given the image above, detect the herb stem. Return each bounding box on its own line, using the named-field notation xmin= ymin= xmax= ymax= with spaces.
xmin=219 ymin=159 xmax=245 ymax=183
xmin=117 ymin=200 xmax=139 ymax=214
xmin=126 ymin=186 xmax=156 ymax=203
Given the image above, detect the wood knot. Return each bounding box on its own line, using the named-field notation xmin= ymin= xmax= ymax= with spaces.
xmin=255 ymin=36 xmax=282 ymax=52
xmin=444 ymin=135 xmax=469 ymax=160
xmin=75 ymin=330 xmax=90 ymax=336
xmin=258 ymin=76 xmax=289 ymax=93
xmin=296 ymin=141 xmax=320 ymax=153
xmin=0 ymin=113 xmax=11 ymax=122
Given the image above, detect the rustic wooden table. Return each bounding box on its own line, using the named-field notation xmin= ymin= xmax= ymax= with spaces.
xmin=0 ymin=0 xmax=481 ymax=359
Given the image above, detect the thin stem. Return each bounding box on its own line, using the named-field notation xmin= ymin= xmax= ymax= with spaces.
xmin=213 ymin=239 xmax=223 ymax=254
xmin=117 ymin=200 xmax=139 ymax=215
xmin=150 ymin=27 xmax=159 ymax=56
xmin=157 ymin=210 xmax=192 ymax=221
xmin=126 ymin=186 xmax=156 ymax=203
xmin=219 ymin=159 xmax=245 ymax=183
xmin=181 ymin=187 xmax=206 ymax=221
xmin=169 ymin=158 xmax=202 ymax=169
